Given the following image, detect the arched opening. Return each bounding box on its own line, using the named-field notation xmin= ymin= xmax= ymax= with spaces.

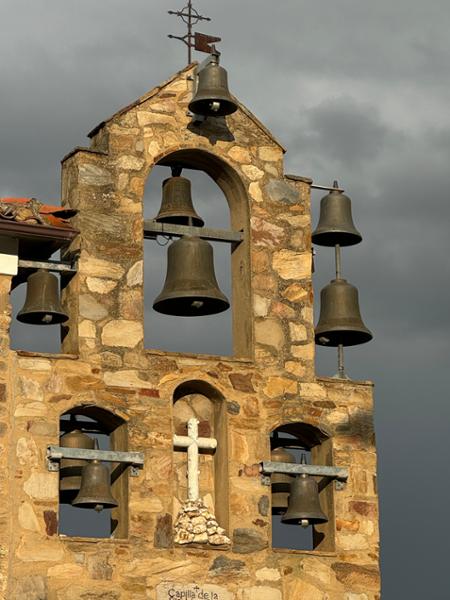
xmin=172 ymin=380 xmax=229 ymax=540
xmin=144 ymin=149 xmax=251 ymax=359
xmin=58 ymin=405 xmax=128 ymax=539
xmin=270 ymin=422 xmax=335 ymax=552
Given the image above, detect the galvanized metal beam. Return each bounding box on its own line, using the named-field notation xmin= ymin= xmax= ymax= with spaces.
xmin=18 ymin=259 xmax=77 ymax=273
xmin=143 ymin=220 xmax=244 ymax=245
xmin=260 ymin=461 xmax=348 ymax=490
xmin=47 ymin=445 xmax=144 ymax=476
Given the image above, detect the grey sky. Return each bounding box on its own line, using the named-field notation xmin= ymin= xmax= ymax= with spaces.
xmin=2 ymin=1 xmax=449 ymax=597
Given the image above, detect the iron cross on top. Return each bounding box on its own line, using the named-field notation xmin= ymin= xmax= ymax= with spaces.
xmin=168 ymin=1 xmax=221 ymax=63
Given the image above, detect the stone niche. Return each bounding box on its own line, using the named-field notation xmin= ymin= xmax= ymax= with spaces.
xmin=173 ymin=380 xmax=230 ymax=544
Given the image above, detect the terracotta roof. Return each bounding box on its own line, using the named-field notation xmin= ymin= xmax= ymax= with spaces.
xmin=0 ymin=198 xmax=77 ymax=228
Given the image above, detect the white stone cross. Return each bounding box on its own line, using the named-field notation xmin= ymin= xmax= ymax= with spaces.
xmin=173 ymin=417 xmax=217 ymax=502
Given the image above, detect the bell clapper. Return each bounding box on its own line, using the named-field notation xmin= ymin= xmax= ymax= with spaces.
xmin=300 ymin=519 xmax=309 ymax=528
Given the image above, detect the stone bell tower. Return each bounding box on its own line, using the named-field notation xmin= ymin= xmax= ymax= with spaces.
xmin=0 ymin=59 xmax=380 ymax=599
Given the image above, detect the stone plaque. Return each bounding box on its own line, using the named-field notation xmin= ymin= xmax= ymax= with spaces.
xmin=156 ymin=582 xmax=234 ymax=600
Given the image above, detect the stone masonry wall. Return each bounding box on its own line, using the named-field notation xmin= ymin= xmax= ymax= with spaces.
xmin=0 ymin=65 xmax=380 ymax=599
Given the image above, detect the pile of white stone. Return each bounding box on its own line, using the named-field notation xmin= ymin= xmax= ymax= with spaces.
xmin=174 ymin=498 xmax=231 ymax=546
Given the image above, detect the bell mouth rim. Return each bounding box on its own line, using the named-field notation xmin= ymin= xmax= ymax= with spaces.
xmin=188 ymin=98 xmax=238 ymax=117
xmin=16 ymin=311 xmax=69 ymax=325
xmin=311 ymin=231 xmax=362 ymax=247
xmin=71 ymin=501 xmax=118 ymax=509
xmin=153 ymin=295 xmax=230 ymax=317
xmin=281 ymin=515 xmax=329 ymax=525
xmin=315 ymin=329 xmax=373 ymax=347
xmin=155 ymin=214 xmax=205 ymax=228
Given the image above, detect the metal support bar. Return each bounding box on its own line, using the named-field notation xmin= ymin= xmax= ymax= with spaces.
xmin=47 ymin=446 xmax=144 ymax=477
xmin=18 ymin=259 xmax=77 ymax=274
xmin=311 ymin=183 xmax=345 ymax=193
xmin=260 ymin=461 xmax=348 ymax=490
xmin=143 ymin=220 xmax=244 ymax=245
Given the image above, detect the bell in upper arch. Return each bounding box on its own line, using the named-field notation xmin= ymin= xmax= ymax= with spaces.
xmin=59 ymin=425 xmax=95 ymax=504
xmin=153 ymin=235 xmax=229 ymax=317
xmin=17 ymin=269 xmax=69 ymax=325
xmin=315 ymin=278 xmax=372 ymax=347
xmin=312 ymin=181 xmax=362 ymax=247
xmin=271 ymin=446 xmax=296 ymax=516
xmin=155 ymin=175 xmax=204 ymax=227
xmin=188 ymin=53 xmax=238 ymax=117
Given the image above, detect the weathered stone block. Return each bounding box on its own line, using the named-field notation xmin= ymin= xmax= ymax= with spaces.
xmin=14 ymin=575 xmax=47 ymax=600
xmin=238 ymin=586 xmax=282 ymax=600
xmin=101 ymin=320 xmax=143 ymax=347
xmin=232 ymin=528 xmax=267 ymax=553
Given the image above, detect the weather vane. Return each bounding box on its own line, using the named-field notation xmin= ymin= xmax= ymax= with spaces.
xmin=168 ymin=1 xmax=221 ymax=64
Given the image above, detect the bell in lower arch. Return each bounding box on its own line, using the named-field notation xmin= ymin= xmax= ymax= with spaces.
xmin=271 ymin=446 xmax=296 ymax=515
xmin=17 ymin=269 xmax=68 ymax=325
xmin=59 ymin=427 xmax=95 ymax=504
xmin=188 ymin=53 xmax=238 ymax=117
xmin=155 ymin=176 xmax=204 ymax=227
xmin=72 ymin=459 xmax=118 ymax=512
xmin=153 ymin=235 xmax=229 ymax=317
xmin=281 ymin=473 xmax=328 ymax=527
xmin=315 ymin=278 xmax=372 ymax=347
xmin=312 ymin=182 xmax=362 ymax=247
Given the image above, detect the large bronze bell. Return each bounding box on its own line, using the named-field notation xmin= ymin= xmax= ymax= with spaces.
xmin=312 ymin=182 xmax=362 ymax=247
xmin=72 ymin=459 xmax=118 ymax=512
xmin=155 ymin=176 xmax=204 ymax=227
xmin=17 ymin=269 xmax=69 ymax=325
xmin=271 ymin=446 xmax=296 ymax=515
xmin=281 ymin=473 xmax=328 ymax=527
xmin=188 ymin=54 xmax=238 ymax=117
xmin=153 ymin=235 xmax=230 ymax=317
xmin=315 ymin=278 xmax=372 ymax=347
xmin=59 ymin=427 xmax=95 ymax=504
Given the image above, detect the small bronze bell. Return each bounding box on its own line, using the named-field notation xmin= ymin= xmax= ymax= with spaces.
xmin=59 ymin=426 xmax=95 ymax=504
xmin=17 ymin=269 xmax=68 ymax=325
xmin=72 ymin=458 xmax=118 ymax=512
xmin=188 ymin=54 xmax=238 ymax=117
xmin=271 ymin=446 xmax=296 ymax=515
xmin=153 ymin=235 xmax=230 ymax=316
xmin=155 ymin=176 xmax=204 ymax=227
xmin=312 ymin=182 xmax=362 ymax=247
xmin=315 ymin=278 xmax=372 ymax=347
xmin=281 ymin=471 xmax=328 ymax=527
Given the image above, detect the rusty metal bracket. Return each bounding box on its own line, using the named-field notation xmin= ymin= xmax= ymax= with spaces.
xmin=47 ymin=446 xmax=144 ymax=477
xmin=260 ymin=461 xmax=348 ymax=491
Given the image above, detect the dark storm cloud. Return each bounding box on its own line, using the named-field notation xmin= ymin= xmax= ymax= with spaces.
xmin=1 ymin=1 xmax=449 ymax=597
